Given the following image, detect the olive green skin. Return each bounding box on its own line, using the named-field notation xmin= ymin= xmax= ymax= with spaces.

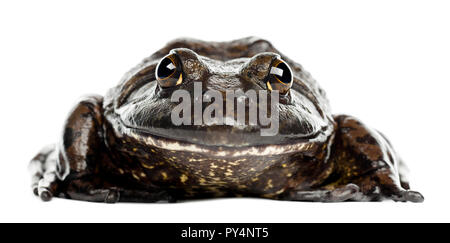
xmin=29 ymin=37 xmax=424 ymax=203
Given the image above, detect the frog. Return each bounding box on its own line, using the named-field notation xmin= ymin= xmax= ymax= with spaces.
xmin=29 ymin=37 xmax=424 ymax=203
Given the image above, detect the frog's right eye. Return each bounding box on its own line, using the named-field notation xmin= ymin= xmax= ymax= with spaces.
xmin=156 ymin=53 xmax=183 ymax=88
xmin=266 ymin=58 xmax=293 ymax=95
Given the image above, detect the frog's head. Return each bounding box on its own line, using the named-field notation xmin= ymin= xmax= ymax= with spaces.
xmin=107 ymin=38 xmax=334 ymax=154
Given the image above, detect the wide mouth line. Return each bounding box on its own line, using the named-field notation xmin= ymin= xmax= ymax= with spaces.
xmin=114 ymin=117 xmax=329 ymax=157
xmin=119 ymin=117 xmax=323 ymax=146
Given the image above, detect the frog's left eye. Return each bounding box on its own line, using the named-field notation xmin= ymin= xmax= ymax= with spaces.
xmin=266 ymin=58 xmax=293 ymax=95
xmin=156 ymin=53 xmax=183 ymax=88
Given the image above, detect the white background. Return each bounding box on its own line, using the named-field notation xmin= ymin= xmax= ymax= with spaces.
xmin=1 ymin=0 xmax=449 ymax=222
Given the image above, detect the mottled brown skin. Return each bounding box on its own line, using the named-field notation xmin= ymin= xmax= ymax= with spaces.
xmin=29 ymin=37 xmax=424 ymax=203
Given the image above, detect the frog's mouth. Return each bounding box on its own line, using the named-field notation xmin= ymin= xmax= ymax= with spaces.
xmin=116 ymin=92 xmax=332 ymax=148
xmin=116 ymin=116 xmax=333 ymax=157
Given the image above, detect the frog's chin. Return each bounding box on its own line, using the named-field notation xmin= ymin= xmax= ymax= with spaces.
xmin=124 ymin=125 xmax=332 ymax=157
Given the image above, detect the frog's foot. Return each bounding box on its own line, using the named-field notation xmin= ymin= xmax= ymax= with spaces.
xmin=29 ymin=145 xmax=174 ymax=203
xmin=284 ymin=184 xmax=366 ymax=202
xmin=285 ymin=178 xmax=423 ymax=203
xmin=65 ymin=180 xmax=122 ymax=203
xmin=28 ymin=144 xmax=60 ymax=201
xmin=63 ymin=175 xmax=175 ymax=203
xmin=368 ymin=168 xmax=424 ymax=203
xmin=329 ymin=114 xmax=425 ymax=203
xmin=323 ymin=167 xmax=425 ymax=203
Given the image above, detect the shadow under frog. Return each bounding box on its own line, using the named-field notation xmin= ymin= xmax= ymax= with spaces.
xmin=29 ymin=37 xmax=424 ymax=203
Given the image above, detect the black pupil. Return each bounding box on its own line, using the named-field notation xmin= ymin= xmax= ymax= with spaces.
xmin=273 ymin=62 xmax=292 ymax=84
xmin=157 ymin=57 xmax=176 ymax=79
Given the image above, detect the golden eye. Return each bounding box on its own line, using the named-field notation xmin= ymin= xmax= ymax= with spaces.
xmin=266 ymin=58 xmax=293 ymax=95
xmin=156 ymin=53 xmax=183 ymax=88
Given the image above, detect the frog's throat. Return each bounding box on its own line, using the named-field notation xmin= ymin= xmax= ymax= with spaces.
xmin=126 ymin=130 xmax=328 ymax=157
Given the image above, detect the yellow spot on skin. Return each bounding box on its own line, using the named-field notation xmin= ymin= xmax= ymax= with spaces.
xmin=161 ymin=172 xmax=168 ymax=180
xmin=180 ymin=174 xmax=188 ymax=183
xmin=224 ymin=168 xmax=233 ymax=177
xmin=282 ymin=164 xmax=287 ymax=168
xmin=176 ymin=73 xmax=183 ymax=85
xmin=287 ymin=173 xmax=292 ymax=177
xmin=150 ymin=149 xmax=155 ymax=153
xmin=266 ymin=82 xmax=273 ymax=91
xmin=122 ymin=140 xmax=126 ymax=144
xmin=209 ymin=172 xmax=215 ymax=176
xmin=229 ymin=161 xmax=239 ymax=166
xmin=266 ymin=179 xmax=273 ymax=189
xmin=249 ymin=168 xmax=256 ymax=172
xmin=141 ymin=162 xmax=154 ymax=169
xmin=118 ymin=168 xmax=124 ymax=174
xmin=132 ymin=172 xmax=140 ymax=181
xmin=132 ymin=148 xmax=138 ymax=152
xmin=275 ymin=189 xmax=285 ymax=194
xmin=199 ymin=178 xmax=206 ymax=183
xmin=140 ymin=172 xmax=146 ymax=178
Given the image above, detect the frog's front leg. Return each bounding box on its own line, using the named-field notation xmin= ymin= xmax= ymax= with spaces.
xmin=29 ymin=95 xmax=106 ymax=201
xmin=285 ymin=115 xmax=424 ymax=202
xmin=29 ymin=95 xmax=172 ymax=203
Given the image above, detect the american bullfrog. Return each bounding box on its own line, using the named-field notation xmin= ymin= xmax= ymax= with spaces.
xmin=29 ymin=37 xmax=424 ymax=203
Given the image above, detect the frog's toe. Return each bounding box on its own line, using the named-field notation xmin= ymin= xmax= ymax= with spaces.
xmin=39 ymin=188 xmax=53 ymax=202
xmin=403 ymin=190 xmax=424 ymax=203
xmin=329 ymin=183 xmax=361 ymax=202
xmin=33 ymin=187 xmax=39 ymax=196
xmin=37 ymin=177 xmax=58 ymax=202
xmin=286 ymin=183 xmax=362 ymax=202
xmin=389 ymin=189 xmax=424 ymax=203
xmin=104 ymin=189 xmax=120 ymax=203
